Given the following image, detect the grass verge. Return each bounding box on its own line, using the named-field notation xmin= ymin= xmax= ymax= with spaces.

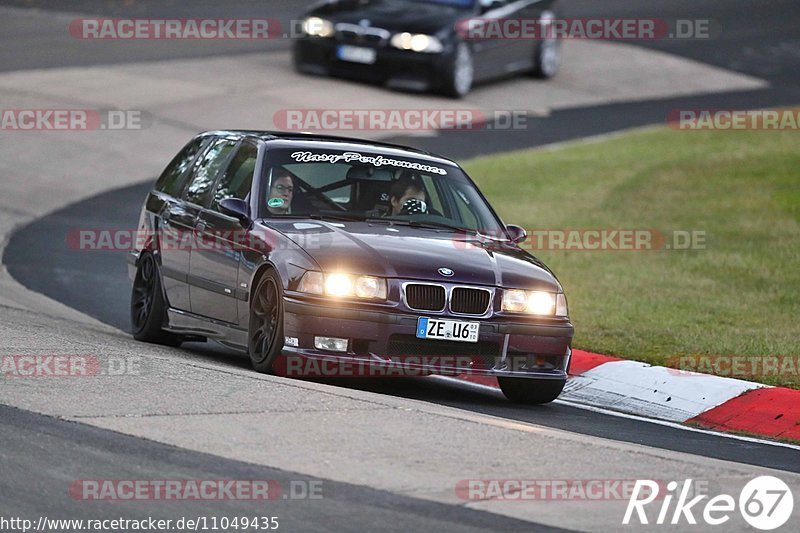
xmin=463 ymin=127 xmax=800 ymax=388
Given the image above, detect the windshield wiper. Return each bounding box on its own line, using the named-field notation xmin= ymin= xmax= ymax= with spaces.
xmin=308 ymin=212 xmax=369 ymax=222
xmin=404 ymin=219 xmax=472 ymax=232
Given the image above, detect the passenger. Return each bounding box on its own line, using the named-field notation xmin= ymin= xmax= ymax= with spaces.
xmin=389 ymin=174 xmax=427 ymax=216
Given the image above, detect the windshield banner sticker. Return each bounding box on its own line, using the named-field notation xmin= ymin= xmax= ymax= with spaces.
xmin=290 ymin=151 xmax=448 ymax=175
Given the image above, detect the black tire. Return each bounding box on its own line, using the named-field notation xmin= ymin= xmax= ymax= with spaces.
xmin=248 ymin=269 xmax=285 ymax=373
xmin=498 ymin=377 xmax=565 ymax=405
xmin=130 ymin=253 xmax=183 ymax=347
xmin=440 ymin=42 xmax=474 ymax=98
xmin=530 ymin=10 xmax=562 ymax=79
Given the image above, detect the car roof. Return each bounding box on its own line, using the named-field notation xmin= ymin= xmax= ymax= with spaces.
xmin=196 ymin=130 xmax=460 ymax=168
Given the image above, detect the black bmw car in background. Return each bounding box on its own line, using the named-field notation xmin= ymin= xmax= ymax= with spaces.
xmin=293 ymin=0 xmax=562 ymax=97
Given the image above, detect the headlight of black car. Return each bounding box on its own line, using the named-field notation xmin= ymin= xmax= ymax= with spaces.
xmin=298 ymin=271 xmax=388 ymax=301
xmin=390 ymin=33 xmax=444 ymax=53
xmin=302 ymin=17 xmax=335 ymax=38
xmin=502 ymin=290 xmax=568 ymax=317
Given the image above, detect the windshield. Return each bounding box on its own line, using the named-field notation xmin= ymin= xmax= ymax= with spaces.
xmin=258 ymin=148 xmax=505 ymax=235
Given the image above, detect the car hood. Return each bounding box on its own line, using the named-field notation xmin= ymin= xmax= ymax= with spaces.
xmin=265 ymin=220 xmax=561 ymax=291
xmin=309 ymin=0 xmax=469 ymax=35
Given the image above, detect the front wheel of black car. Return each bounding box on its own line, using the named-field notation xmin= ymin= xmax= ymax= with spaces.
xmin=440 ymin=42 xmax=474 ymax=98
xmin=249 ymin=270 xmax=285 ymax=373
xmin=130 ymin=253 xmax=182 ymax=347
xmin=498 ymin=377 xmax=565 ymax=405
xmin=530 ymin=11 xmax=562 ymax=79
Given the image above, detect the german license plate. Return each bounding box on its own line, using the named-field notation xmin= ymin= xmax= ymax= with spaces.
xmin=337 ymin=45 xmax=377 ymax=64
xmin=416 ymin=317 xmax=479 ymax=343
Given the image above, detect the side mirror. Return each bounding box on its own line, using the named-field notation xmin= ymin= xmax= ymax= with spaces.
xmin=506 ymin=224 xmax=527 ymax=244
xmin=219 ymin=197 xmax=251 ymax=226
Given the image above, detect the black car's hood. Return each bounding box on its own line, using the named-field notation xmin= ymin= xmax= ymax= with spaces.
xmin=266 ymin=220 xmax=560 ymax=291
xmin=309 ymin=0 xmax=472 ymax=35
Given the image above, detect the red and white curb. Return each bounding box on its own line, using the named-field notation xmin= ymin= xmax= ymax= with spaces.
xmin=458 ymin=349 xmax=800 ymax=443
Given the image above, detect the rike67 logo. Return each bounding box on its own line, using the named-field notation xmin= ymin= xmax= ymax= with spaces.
xmin=623 ymin=477 xmax=794 ymax=530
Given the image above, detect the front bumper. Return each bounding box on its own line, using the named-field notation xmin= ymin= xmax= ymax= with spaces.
xmin=280 ymin=296 xmax=573 ymax=380
xmin=293 ymin=38 xmax=451 ymax=92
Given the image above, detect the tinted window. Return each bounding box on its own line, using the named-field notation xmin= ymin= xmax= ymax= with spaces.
xmin=154 ymin=138 xmax=205 ymax=197
xmin=212 ymin=142 xmax=258 ymax=210
xmin=258 ymin=149 xmax=505 ymax=235
xmin=184 ymin=138 xmax=238 ymax=206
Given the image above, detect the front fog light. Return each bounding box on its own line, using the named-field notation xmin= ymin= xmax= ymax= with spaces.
xmin=315 ymin=336 xmax=348 ymax=352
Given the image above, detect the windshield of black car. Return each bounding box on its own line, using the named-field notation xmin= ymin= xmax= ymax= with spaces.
xmin=258 ymin=149 xmax=506 ymax=235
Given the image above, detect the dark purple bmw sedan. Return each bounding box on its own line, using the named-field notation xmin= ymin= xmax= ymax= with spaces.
xmin=129 ymin=131 xmax=573 ymax=403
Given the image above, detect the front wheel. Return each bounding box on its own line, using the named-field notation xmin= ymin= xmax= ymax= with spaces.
xmin=130 ymin=253 xmax=182 ymax=347
xmin=248 ymin=270 xmax=285 ymax=373
xmin=530 ymin=10 xmax=562 ymax=79
xmin=498 ymin=377 xmax=565 ymax=404
xmin=440 ymin=42 xmax=474 ymax=98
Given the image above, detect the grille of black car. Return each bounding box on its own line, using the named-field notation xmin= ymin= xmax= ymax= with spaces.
xmin=387 ymin=335 xmax=500 ymax=370
xmin=335 ymin=26 xmax=388 ymax=46
xmin=450 ymin=287 xmax=492 ymax=315
xmin=405 ymin=284 xmax=446 ymax=312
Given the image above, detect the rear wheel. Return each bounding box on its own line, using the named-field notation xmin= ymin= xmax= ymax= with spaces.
xmin=249 ymin=270 xmax=285 ymax=373
xmin=498 ymin=377 xmax=565 ymax=404
xmin=130 ymin=253 xmax=183 ymax=347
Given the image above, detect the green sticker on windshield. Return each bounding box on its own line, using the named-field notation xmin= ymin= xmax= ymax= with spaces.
xmin=268 ymin=198 xmax=285 ymax=208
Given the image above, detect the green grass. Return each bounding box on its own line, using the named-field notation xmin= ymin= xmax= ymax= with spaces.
xmin=463 ymin=127 xmax=800 ymax=388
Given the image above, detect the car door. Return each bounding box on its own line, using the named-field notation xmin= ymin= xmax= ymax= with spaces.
xmin=188 ymin=140 xmax=258 ymax=324
xmin=154 ymin=136 xmax=209 ymax=312
xmin=173 ymin=136 xmax=239 ymax=316
xmin=472 ymin=0 xmax=531 ymax=79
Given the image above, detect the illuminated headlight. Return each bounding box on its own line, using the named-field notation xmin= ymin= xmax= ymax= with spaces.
xmin=390 ymin=32 xmax=443 ymax=53
xmin=302 ymin=17 xmax=335 ymax=38
xmin=298 ymin=271 xmax=387 ymax=300
xmin=502 ymin=289 xmax=568 ymax=317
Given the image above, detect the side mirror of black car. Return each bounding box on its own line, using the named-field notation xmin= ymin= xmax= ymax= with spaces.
xmin=506 ymin=224 xmax=527 ymax=244
xmin=219 ymin=197 xmax=251 ymax=226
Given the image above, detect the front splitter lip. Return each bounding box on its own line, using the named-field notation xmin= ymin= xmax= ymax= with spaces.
xmin=275 ymin=348 xmax=568 ymax=381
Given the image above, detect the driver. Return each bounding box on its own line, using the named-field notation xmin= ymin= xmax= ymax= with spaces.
xmin=389 ymin=174 xmax=428 ymax=216
xmin=267 ymin=170 xmax=294 ymax=215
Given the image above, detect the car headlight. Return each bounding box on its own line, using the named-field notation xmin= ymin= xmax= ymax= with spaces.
xmin=390 ymin=32 xmax=443 ymax=53
xmin=302 ymin=17 xmax=335 ymax=38
xmin=298 ymin=271 xmax=387 ymax=300
xmin=502 ymin=289 xmax=568 ymax=317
